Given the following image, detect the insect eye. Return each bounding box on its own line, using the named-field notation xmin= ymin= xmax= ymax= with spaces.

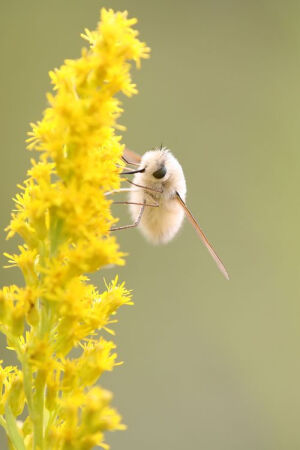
xmin=152 ymin=166 xmax=166 ymax=179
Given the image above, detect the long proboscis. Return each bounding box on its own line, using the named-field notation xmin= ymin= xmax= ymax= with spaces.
xmin=176 ymin=192 xmax=229 ymax=280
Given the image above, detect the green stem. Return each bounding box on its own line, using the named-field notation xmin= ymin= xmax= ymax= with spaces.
xmin=4 ymin=404 xmax=26 ymax=450
xmin=33 ymin=301 xmax=48 ymax=450
xmin=31 ymin=295 xmax=49 ymax=449
xmin=20 ymin=356 xmax=34 ymax=417
xmin=33 ymin=370 xmax=46 ymax=450
xmin=39 ymin=299 xmax=48 ymax=338
xmin=0 ymin=415 xmax=7 ymax=432
xmin=49 ymin=217 xmax=63 ymax=258
xmin=30 ymin=216 xmax=60 ymax=448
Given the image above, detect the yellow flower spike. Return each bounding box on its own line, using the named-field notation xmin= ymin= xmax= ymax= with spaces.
xmin=80 ymin=387 xmax=116 ymax=433
xmin=7 ymin=373 xmax=25 ymax=417
xmin=0 ymin=361 xmax=24 ymax=415
xmin=0 ymin=286 xmax=40 ymax=337
xmin=10 ymin=306 xmax=25 ymax=337
xmin=4 ymin=246 xmax=39 ymax=285
xmin=23 ymin=288 xmax=40 ymax=327
xmin=70 ymin=339 xmax=117 ymax=387
xmin=80 ymin=387 xmax=126 ymax=440
xmin=22 ymin=417 xmax=33 ymax=447
xmin=80 ymin=433 xmax=108 ymax=450
xmin=61 ymin=360 xmax=78 ymax=392
xmin=1 ymin=8 xmax=148 ymax=449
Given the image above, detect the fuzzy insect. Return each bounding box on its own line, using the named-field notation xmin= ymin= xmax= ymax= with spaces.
xmin=112 ymin=146 xmax=229 ymax=280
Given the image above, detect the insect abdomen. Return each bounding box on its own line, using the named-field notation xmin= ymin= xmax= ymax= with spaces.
xmin=129 ymin=191 xmax=184 ymax=244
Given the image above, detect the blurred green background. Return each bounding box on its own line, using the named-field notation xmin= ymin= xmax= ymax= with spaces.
xmin=1 ymin=0 xmax=300 ymax=449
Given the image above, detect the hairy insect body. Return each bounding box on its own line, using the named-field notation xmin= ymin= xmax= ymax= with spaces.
xmin=131 ymin=189 xmax=184 ymax=244
xmin=129 ymin=149 xmax=186 ymax=244
xmin=121 ymin=146 xmax=229 ymax=279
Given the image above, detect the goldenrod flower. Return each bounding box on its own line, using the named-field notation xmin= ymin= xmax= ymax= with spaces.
xmin=0 ymin=8 xmax=149 ymax=449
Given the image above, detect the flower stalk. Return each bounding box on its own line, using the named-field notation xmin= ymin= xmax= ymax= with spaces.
xmin=0 ymin=8 xmax=149 ymax=449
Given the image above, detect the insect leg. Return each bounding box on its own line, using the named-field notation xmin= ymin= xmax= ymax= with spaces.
xmin=126 ymin=179 xmax=163 ymax=194
xmin=113 ymin=200 xmax=158 ymax=207
xmin=105 ymin=188 xmax=139 ymax=196
xmin=110 ymin=201 xmax=146 ymax=232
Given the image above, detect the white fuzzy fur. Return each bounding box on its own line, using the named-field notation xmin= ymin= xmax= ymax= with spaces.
xmin=129 ymin=148 xmax=186 ymax=244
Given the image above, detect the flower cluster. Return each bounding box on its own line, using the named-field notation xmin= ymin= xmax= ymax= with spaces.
xmin=0 ymin=8 xmax=149 ymax=449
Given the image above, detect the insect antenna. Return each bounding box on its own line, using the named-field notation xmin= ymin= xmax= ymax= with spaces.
xmin=122 ymin=155 xmax=140 ymax=166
